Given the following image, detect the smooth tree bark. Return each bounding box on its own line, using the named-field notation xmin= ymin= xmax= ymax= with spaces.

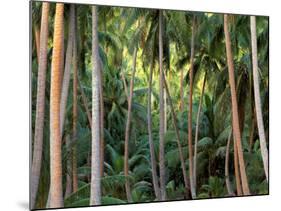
xmin=31 ymin=3 xmax=50 ymax=209
xmin=34 ymin=25 xmax=40 ymax=63
xmin=193 ymin=71 xmax=207 ymax=191
xmin=49 ymin=3 xmax=64 ymax=208
xmin=224 ymin=14 xmax=250 ymax=195
xmin=225 ymin=129 xmax=235 ymax=196
xmin=188 ymin=16 xmax=196 ymax=199
xmin=250 ymin=16 xmax=269 ymax=182
xmin=99 ymin=59 xmax=105 ymax=177
xmin=233 ymin=132 xmax=242 ymax=196
xmin=124 ymin=47 xmax=137 ymax=202
xmin=60 ymin=5 xmax=75 ymax=134
xmin=147 ymin=50 xmax=161 ymax=200
xmin=72 ymin=10 xmax=78 ymax=192
xmin=90 ymin=6 xmax=101 ymax=205
xmin=158 ymin=10 xmax=167 ymax=201
xmin=162 ymin=72 xmax=191 ymax=199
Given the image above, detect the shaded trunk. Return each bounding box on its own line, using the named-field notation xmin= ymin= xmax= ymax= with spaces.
xmin=250 ymin=16 xmax=269 ymax=181
xmin=180 ymin=68 xmax=184 ymax=112
xmin=72 ymin=8 xmax=78 ymax=192
xmin=188 ymin=16 xmax=196 ymax=199
xmin=147 ymin=50 xmax=161 ymax=200
xmin=59 ymin=5 xmax=75 ymax=134
xmin=162 ymin=72 xmax=191 ymax=199
xmin=49 ymin=3 xmax=64 ymax=208
xmin=225 ymin=130 xmax=235 ymax=196
xmin=64 ymin=135 xmax=72 ymax=198
xmin=158 ymin=10 xmax=166 ymax=201
xmin=233 ymin=132 xmax=242 ymax=196
xmin=31 ymin=3 xmax=50 ymax=209
xmin=224 ymin=14 xmax=250 ymax=195
xmin=124 ymin=47 xmax=137 ymax=202
xmin=249 ymin=108 xmax=256 ymax=153
xmin=193 ymin=71 xmax=207 ymax=192
xmin=99 ymin=60 xmax=105 ymax=177
xmin=90 ymin=6 xmax=101 ymax=205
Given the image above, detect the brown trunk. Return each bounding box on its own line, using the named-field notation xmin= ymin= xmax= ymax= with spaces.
xmin=34 ymin=25 xmax=40 ymax=63
xmin=158 ymin=10 xmax=166 ymax=200
xmin=224 ymin=14 xmax=250 ymax=195
xmin=188 ymin=16 xmax=196 ymax=199
xmin=124 ymin=47 xmax=137 ymax=202
xmin=49 ymin=3 xmax=64 ymax=208
xmin=31 ymin=3 xmax=50 ymax=209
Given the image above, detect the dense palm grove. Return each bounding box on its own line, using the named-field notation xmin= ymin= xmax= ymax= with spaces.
xmin=31 ymin=2 xmax=269 ymax=210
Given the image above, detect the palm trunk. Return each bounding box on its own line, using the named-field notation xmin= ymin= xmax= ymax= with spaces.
xmin=147 ymin=50 xmax=161 ymax=200
xmin=233 ymin=132 xmax=242 ymax=196
xmin=72 ymin=8 xmax=78 ymax=192
xmin=49 ymin=3 xmax=64 ymax=208
xmin=164 ymin=79 xmax=167 ymax=133
xmin=99 ymin=60 xmax=105 ymax=177
xmin=31 ymin=3 xmax=50 ymax=209
xmin=224 ymin=14 xmax=250 ymax=195
xmin=188 ymin=16 xmax=196 ymax=199
xmin=64 ymin=135 xmax=72 ymax=198
xmin=193 ymin=71 xmax=207 ymax=192
xmin=225 ymin=129 xmax=235 ymax=196
xmin=162 ymin=72 xmax=191 ymax=199
xmin=250 ymin=16 xmax=269 ymax=182
xmin=59 ymin=5 xmax=75 ymax=134
xmin=180 ymin=68 xmax=184 ymax=112
xmin=124 ymin=47 xmax=137 ymax=202
xmin=90 ymin=6 xmax=101 ymax=205
xmin=158 ymin=10 xmax=166 ymax=201
xmin=34 ymin=25 xmax=40 ymax=63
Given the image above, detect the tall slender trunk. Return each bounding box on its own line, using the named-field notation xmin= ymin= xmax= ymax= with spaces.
xmin=49 ymin=3 xmax=64 ymax=208
xmin=224 ymin=14 xmax=250 ymax=195
xmin=64 ymin=135 xmax=72 ymax=198
xmin=188 ymin=16 xmax=196 ymax=199
xmin=31 ymin=3 xmax=50 ymax=209
xmin=162 ymin=72 xmax=191 ymax=199
xmin=99 ymin=60 xmax=105 ymax=177
xmin=90 ymin=6 xmax=101 ymax=205
xmin=158 ymin=10 xmax=166 ymax=201
xmin=164 ymin=77 xmax=167 ymax=133
xmin=233 ymin=132 xmax=242 ymax=196
xmin=249 ymin=108 xmax=256 ymax=153
xmin=225 ymin=129 xmax=235 ymax=196
xmin=34 ymin=25 xmax=40 ymax=63
xmin=147 ymin=50 xmax=161 ymax=200
xmin=60 ymin=5 xmax=75 ymax=134
xmin=193 ymin=71 xmax=207 ymax=192
xmin=250 ymin=16 xmax=269 ymax=182
xmin=180 ymin=68 xmax=184 ymax=112
xmin=72 ymin=8 xmax=78 ymax=192
xmin=124 ymin=47 xmax=137 ymax=202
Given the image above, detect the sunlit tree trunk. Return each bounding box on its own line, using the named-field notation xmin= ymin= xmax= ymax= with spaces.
xmin=225 ymin=129 xmax=235 ymax=196
xmin=147 ymin=50 xmax=161 ymax=200
xmin=224 ymin=14 xmax=250 ymax=195
xmin=193 ymin=71 xmax=207 ymax=192
xmin=162 ymin=72 xmax=191 ymax=199
xmin=188 ymin=16 xmax=196 ymax=199
xmin=250 ymin=16 xmax=269 ymax=182
xmin=60 ymin=5 xmax=75 ymax=134
xmin=34 ymin=25 xmax=40 ymax=63
xmin=158 ymin=10 xmax=166 ymax=201
xmin=124 ymin=47 xmax=137 ymax=202
xmin=90 ymin=6 xmax=101 ymax=205
xmin=49 ymin=3 xmax=64 ymax=208
xmin=31 ymin=3 xmax=49 ymax=209
xmin=72 ymin=7 xmax=78 ymax=192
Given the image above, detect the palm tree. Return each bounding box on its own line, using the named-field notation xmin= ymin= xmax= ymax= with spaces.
xmin=72 ymin=6 xmax=78 ymax=192
xmin=31 ymin=2 xmax=49 ymax=209
xmin=188 ymin=16 xmax=196 ymax=199
xmin=49 ymin=3 xmax=64 ymax=208
xmin=223 ymin=14 xmax=250 ymax=195
xmin=250 ymin=16 xmax=268 ymax=182
xmin=90 ymin=5 xmax=101 ymax=205
xmin=158 ymin=10 xmax=166 ymax=201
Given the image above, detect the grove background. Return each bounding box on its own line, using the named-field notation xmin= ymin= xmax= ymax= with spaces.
xmin=0 ymin=0 xmax=279 ymax=210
